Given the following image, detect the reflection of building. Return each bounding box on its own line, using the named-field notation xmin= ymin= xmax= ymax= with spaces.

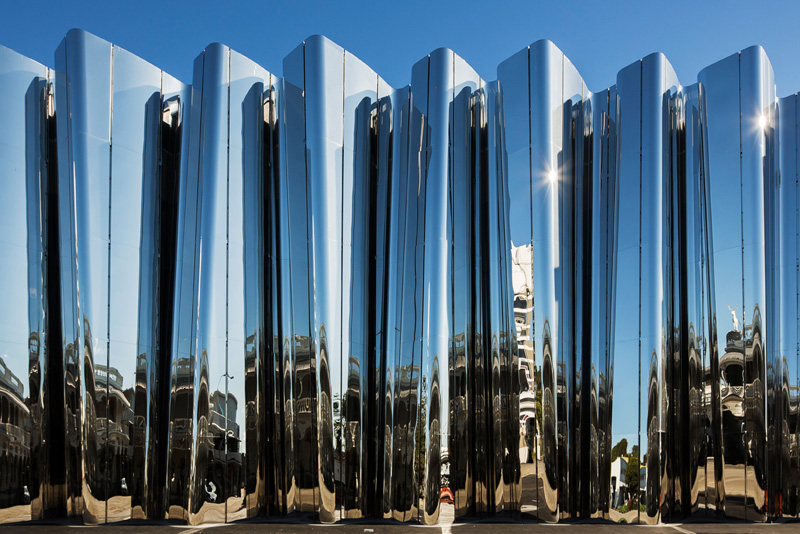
xmin=720 ymin=328 xmax=745 ymax=422
xmin=609 ymin=456 xmax=627 ymax=507
xmin=3 ymin=25 xmax=800 ymax=527
xmin=718 ymin=312 xmax=765 ymax=468
xmin=0 ymin=355 xmax=31 ymax=506
xmin=93 ymin=364 xmax=133 ymax=496
xmin=93 ymin=365 xmax=132 ymax=451
xmin=512 ymin=244 xmax=537 ymax=459
xmin=209 ymin=390 xmax=240 ymax=447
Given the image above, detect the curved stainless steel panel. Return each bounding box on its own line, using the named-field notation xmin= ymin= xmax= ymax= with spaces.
xmin=738 ymin=48 xmax=773 ymax=522
xmin=530 ymin=41 xmax=564 ymax=522
xmin=339 ymin=49 xmax=379 ymax=521
xmin=3 ymin=27 xmax=800 ymax=527
xmin=699 ymin=52 xmax=745 ymax=520
xmin=778 ymin=93 xmax=800 ymax=519
xmin=682 ymin=83 xmax=712 ymax=518
xmin=59 ymin=30 xmax=113 ymax=524
xmin=413 ymin=48 xmax=453 ymax=525
xmin=0 ymin=45 xmax=50 ymax=525
xmin=498 ymin=46 xmax=536 ymax=520
xmin=699 ymin=48 xmax=776 ymax=522
xmin=52 ymin=31 xmax=192 ymax=524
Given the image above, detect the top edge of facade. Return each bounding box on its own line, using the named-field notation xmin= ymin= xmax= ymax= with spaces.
xmin=0 ymin=42 xmax=50 ymax=72
xmin=37 ymin=30 xmax=789 ymax=99
xmin=61 ymin=28 xmax=187 ymax=85
xmin=697 ymin=44 xmax=773 ymax=84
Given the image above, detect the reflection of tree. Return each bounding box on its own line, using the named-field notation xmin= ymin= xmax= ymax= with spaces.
xmin=611 ymin=438 xmax=628 ymax=462
xmin=415 ymin=375 xmax=427 ymax=495
xmin=625 ymin=444 xmax=640 ymax=502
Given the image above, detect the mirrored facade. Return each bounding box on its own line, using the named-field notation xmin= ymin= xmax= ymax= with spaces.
xmin=0 ymin=30 xmax=799 ymax=525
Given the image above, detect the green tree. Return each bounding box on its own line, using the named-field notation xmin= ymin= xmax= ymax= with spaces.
xmin=611 ymin=438 xmax=628 ymax=462
xmin=625 ymin=444 xmax=640 ymax=500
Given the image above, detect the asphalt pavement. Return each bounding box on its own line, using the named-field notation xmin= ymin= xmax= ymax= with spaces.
xmin=2 ymin=518 xmax=799 ymax=534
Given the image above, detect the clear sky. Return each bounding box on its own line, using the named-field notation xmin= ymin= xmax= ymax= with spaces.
xmin=2 ymin=0 xmax=800 ymax=96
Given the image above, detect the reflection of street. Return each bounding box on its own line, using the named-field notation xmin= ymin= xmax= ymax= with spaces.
xmin=438 ymin=502 xmax=455 ymax=524
xmin=718 ymin=463 xmax=747 ymax=519
xmin=608 ymin=506 xmax=639 ymax=524
xmin=519 ymin=461 xmax=543 ymax=516
xmin=0 ymin=504 xmax=31 ymax=523
xmin=183 ymin=490 xmax=247 ymax=525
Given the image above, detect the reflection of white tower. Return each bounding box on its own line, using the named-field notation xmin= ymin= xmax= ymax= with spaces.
xmin=728 ymin=305 xmax=739 ymax=332
xmin=511 ymin=242 xmax=533 ymax=353
xmin=511 ymin=242 xmax=533 ymax=370
xmin=512 ymin=243 xmax=537 ymax=461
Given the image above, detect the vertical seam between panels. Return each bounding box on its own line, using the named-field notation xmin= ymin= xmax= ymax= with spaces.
xmin=281 ymin=61 xmax=297 ymax=515
xmin=448 ymin=55 xmax=454 ymax=516
xmin=700 ymin=88 xmax=708 ymax=512
xmin=737 ymin=53 xmax=747 ymax=515
xmin=420 ymin=53 xmax=430 ymax=523
xmin=796 ymin=95 xmax=800 ymax=493
xmin=106 ymin=44 xmax=114 ymax=524
xmin=415 ymin=54 xmax=430 ymax=523
xmin=604 ymin=90 xmax=609 ymax=518
xmin=301 ymin=40 xmax=311 ymax=516
xmin=188 ymin=51 xmax=207 ymax=522
xmin=339 ymin=50 xmax=346 ymax=521
xmin=796 ymin=95 xmax=799 ymax=466
xmin=225 ymin=47 xmax=231 ymax=523
xmin=150 ymin=68 xmax=163 ymax=510
xmin=606 ymin=89 xmax=613 ymax=519
xmin=377 ymin=73 xmax=385 ymax=519
xmin=374 ymin=73 xmax=380 ymax=519
xmin=560 ymin=51 xmax=565 ymax=521
xmin=451 ymin=53 xmax=455 ymax=517
xmin=401 ymin=84 xmax=411 ymax=522
xmin=450 ymin=52 xmax=456 ymax=517
xmin=526 ymin=45 xmax=537 ymax=518
xmin=637 ymin=59 xmax=643 ymax=526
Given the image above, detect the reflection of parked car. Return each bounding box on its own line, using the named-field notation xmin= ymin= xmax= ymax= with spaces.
xmin=440 ymin=487 xmax=453 ymax=504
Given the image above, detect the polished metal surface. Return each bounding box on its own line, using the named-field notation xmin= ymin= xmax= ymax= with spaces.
xmin=1 ymin=30 xmax=800 ymax=525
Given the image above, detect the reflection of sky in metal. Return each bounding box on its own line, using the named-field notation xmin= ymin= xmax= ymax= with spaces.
xmin=0 ymin=26 xmax=798 ymax=526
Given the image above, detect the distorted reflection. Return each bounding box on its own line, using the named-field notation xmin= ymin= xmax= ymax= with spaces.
xmin=0 ymin=30 xmax=799 ymax=527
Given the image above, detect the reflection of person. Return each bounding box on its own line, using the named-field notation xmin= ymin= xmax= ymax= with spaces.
xmin=728 ymin=305 xmax=739 ymax=332
xmin=525 ymin=418 xmax=535 ymax=463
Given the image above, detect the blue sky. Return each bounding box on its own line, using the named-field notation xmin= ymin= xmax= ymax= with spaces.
xmin=2 ymin=0 xmax=800 ymax=96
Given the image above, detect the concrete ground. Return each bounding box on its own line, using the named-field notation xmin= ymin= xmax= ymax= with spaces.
xmin=2 ymin=519 xmax=799 ymax=534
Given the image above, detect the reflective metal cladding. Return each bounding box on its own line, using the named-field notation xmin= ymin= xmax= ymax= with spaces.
xmin=0 ymin=30 xmax=799 ymax=525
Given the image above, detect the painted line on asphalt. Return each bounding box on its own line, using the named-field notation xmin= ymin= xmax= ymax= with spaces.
xmin=172 ymin=524 xmax=226 ymax=533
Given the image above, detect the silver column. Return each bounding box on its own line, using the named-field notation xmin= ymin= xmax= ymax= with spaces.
xmin=778 ymin=93 xmax=800 ymax=518
xmin=699 ymin=47 xmax=775 ymax=521
xmin=0 ymin=45 xmax=52 ymax=524
xmin=56 ymin=29 xmax=190 ymax=523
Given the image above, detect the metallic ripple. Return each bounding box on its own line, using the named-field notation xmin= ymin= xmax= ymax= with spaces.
xmin=0 ymin=30 xmax=798 ymax=525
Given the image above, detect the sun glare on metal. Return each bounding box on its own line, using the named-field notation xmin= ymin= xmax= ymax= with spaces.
xmin=0 ymin=31 xmax=795 ymax=527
